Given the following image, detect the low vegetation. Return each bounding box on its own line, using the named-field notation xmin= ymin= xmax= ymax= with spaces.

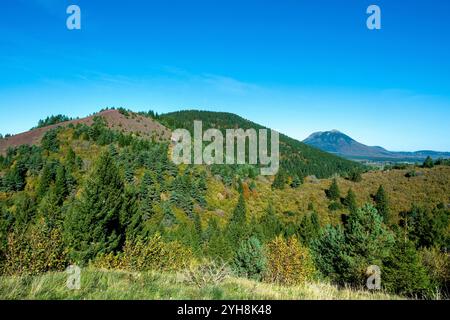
xmin=0 ymin=109 xmax=449 ymax=300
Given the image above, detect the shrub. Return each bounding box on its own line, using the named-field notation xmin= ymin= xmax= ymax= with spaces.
xmin=232 ymin=236 xmax=267 ymax=281
xmin=422 ymin=156 xmax=434 ymax=168
xmin=264 ymin=236 xmax=315 ymax=285
xmin=348 ymin=170 xmax=362 ymax=182
xmin=3 ymin=222 xmax=67 ymax=275
xmin=183 ymin=259 xmax=231 ymax=288
xmin=92 ymin=233 xmax=193 ymax=272
xmin=420 ymin=247 xmax=450 ymax=296
xmin=328 ymin=201 xmax=343 ymax=211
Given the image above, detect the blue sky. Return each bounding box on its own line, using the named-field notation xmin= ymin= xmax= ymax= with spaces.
xmin=0 ymin=0 xmax=449 ymax=151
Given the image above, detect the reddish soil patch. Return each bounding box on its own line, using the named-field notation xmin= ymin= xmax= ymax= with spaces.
xmin=0 ymin=109 xmax=171 ymax=154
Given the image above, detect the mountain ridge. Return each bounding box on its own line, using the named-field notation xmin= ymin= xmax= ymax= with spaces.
xmin=303 ymin=130 xmax=450 ymax=162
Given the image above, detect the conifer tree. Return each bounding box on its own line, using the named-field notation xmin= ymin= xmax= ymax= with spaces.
xmin=227 ymin=193 xmax=248 ymax=249
xmin=326 ymin=178 xmax=340 ymax=200
xmin=257 ymin=204 xmax=283 ymax=242
xmin=54 ymin=165 xmax=68 ymax=205
xmin=383 ymin=238 xmax=432 ymax=297
xmin=298 ymin=211 xmax=321 ymax=245
xmin=232 ymin=236 xmax=267 ymax=280
xmin=64 ymin=151 xmax=125 ymax=263
xmin=374 ymin=185 xmax=390 ymax=224
xmin=343 ymin=188 xmax=357 ymax=213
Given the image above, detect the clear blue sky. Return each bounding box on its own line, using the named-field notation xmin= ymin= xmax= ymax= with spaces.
xmin=1 ymin=0 xmax=449 ymax=151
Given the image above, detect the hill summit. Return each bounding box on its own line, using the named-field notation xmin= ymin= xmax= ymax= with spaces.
xmin=303 ymin=130 xmax=450 ymax=162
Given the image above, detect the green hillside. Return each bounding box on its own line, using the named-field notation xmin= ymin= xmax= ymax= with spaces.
xmin=160 ymin=110 xmax=364 ymax=180
xmin=0 ymin=109 xmax=449 ymax=300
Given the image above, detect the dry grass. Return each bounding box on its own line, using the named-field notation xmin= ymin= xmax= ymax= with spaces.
xmin=0 ymin=268 xmax=401 ymax=300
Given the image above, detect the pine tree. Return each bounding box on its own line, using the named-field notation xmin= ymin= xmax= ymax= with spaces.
xmin=36 ymin=162 xmax=54 ymax=199
xmin=257 ymin=204 xmax=283 ymax=242
xmin=54 ymin=165 xmax=68 ymax=205
xmin=226 ymin=193 xmax=248 ymax=249
xmin=271 ymin=170 xmax=286 ymax=190
xmin=64 ymin=151 xmax=125 ymax=263
xmin=326 ymin=178 xmax=340 ymax=200
xmin=66 ymin=147 xmax=76 ymax=169
xmin=204 ymin=217 xmax=233 ymax=261
xmin=290 ymin=175 xmax=302 ymax=188
xmin=343 ymin=188 xmax=357 ymax=213
xmin=312 ymin=204 xmax=394 ymax=286
xmin=298 ymin=211 xmax=321 ymax=245
xmin=374 ymin=185 xmax=390 ymax=224
xmin=383 ymin=238 xmax=432 ymax=297
xmin=232 ymin=236 xmax=267 ymax=280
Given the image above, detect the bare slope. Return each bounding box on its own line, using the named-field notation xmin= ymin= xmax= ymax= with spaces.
xmin=0 ymin=109 xmax=171 ymax=154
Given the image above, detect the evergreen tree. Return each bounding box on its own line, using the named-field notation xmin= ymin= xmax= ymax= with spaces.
xmin=325 ymin=178 xmax=340 ymax=201
xmin=383 ymin=238 xmax=432 ymax=297
xmin=66 ymin=147 xmax=76 ymax=169
xmin=232 ymin=236 xmax=267 ymax=280
xmin=257 ymin=204 xmax=283 ymax=242
xmin=290 ymin=175 xmax=302 ymax=188
xmin=271 ymin=170 xmax=286 ymax=190
xmin=204 ymin=217 xmax=233 ymax=261
xmin=348 ymin=170 xmax=362 ymax=182
xmin=41 ymin=129 xmax=60 ymax=153
xmin=64 ymin=151 xmax=125 ymax=263
xmin=422 ymin=156 xmax=434 ymax=168
xmin=374 ymin=185 xmax=390 ymax=224
xmin=54 ymin=165 xmax=68 ymax=205
xmin=298 ymin=211 xmax=321 ymax=245
xmin=312 ymin=204 xmax=394 ymax=286
xmin=36 ymin=162 xmax=55 ymax=198
xmin=226 ymin=193 xmax=248 ymax=249
xmin=343 ymin=188 xmax=357 ymax=213
xmin=37 ymin=186 xmax=62 ymax=229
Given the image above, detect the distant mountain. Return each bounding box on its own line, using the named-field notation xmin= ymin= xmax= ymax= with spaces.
xmin=303 ymin=130 xmax=450 ymax=162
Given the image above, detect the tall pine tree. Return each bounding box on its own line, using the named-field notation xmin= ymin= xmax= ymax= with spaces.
xmin=64 ymin=151 xmax=125 ymax=263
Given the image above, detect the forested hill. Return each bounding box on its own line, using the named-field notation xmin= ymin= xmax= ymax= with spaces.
xmin=160 ymin=110 xmax=364 ymax=179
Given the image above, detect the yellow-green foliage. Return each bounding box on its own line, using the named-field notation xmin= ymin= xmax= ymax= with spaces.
xmin=92 ymin=233 xmax=193 ymax=272
xmin=204 ymin=166 xmax=450 ymax=228
xmin=3 ymin=221 xmax=67 ymax=276
xmin=420 ymin=247 xmax=450 ymax=289
xmin=264 ymin=236 xmax=315 ymax=286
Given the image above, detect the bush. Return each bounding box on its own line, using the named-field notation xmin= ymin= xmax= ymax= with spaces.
xmin=348 ymin=170 xmax=362 ymax=182
xmin=232 ymin=236 xmax=267 ymax=281
xmin=422 ymin=156 xmax=434 ymax=168
xmin=328 ymin=201 xmax=343 ymax=211
xmin=3 ymin=222 xmax=67 ymax=275
xmin=183 ymin=259 xmax=231 ymax=288
xmin=264 ymin=236 xmax=315 ymax=285
xmin=92 ymin=233 xmax=193 ymax=272
xmin=420 ymin=247 xmax=450 ymax=296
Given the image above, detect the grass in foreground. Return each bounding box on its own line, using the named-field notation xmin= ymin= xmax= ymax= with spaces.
xmin=0 ymin=268 xmax=400 ymax=300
